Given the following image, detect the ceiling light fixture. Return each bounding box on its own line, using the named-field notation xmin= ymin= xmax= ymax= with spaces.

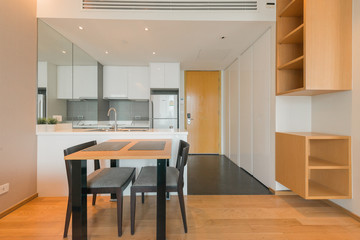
xmin=62 ymin=50 xmax=66 ymax=54
xmin=105 ymin=51 xmax=109 ymax=54
xmin=78 ymin=26 xmax=84 ymax=30
xmin=145 ymin=27 xmax=149 ymax=31
xmin=152 ymin=52 xmax=156 ymax=55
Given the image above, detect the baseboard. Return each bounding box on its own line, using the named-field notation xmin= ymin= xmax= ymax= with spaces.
xmin=269 ymin=188 xmax=297 ymax=196
xmin=323 ymin=200 xmax=360 ymax=223
xmin=0 ymin=193 xmax=38 ymax=219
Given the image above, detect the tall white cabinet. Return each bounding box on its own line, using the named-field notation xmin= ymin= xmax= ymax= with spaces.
xmin=224 ymin=29 xmax=273 ymax=186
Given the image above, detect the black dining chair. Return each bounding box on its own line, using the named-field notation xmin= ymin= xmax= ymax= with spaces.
xmin=63 ymin=140 xmax=136 ymax=238
xmin=130 ymin=140 xmax=190 ymax=235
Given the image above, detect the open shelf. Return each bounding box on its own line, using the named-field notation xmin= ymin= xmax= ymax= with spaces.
xmin=308 ymin=156 xmax=348 ymax=169
xmin=308 ymin=181 xmax=349 ymax=199
xmin=279 ymin=0 xmax=303 ymax=17
xmin=278 ymin=56 xmax=304 ymax=70
xmin=280 ymin=24 xmax=304 ymax=44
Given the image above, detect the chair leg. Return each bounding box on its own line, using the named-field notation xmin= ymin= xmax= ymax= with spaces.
xmin=116 ymin=190 xmax=123 ymax=237
xmin=92 ymin=193 xmax=97 ymax=206
xmin=141 ymin=192 xmax=145 ymax=204
xmin=178 ymin=188 xmax=188 ymax=233
xmin=63 ymin=196 xmax=72 ymax=238
xmin=131 ymin=188 xmax=136 ymax=235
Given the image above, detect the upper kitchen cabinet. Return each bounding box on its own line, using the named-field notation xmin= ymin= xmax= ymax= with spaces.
xmin=72 ymin=45 xmax=98 ymax=99
xmin=103 ymin=66 xmax=128 ymax=99
xmin=57 ymin=66 xmax=72 ymax=99
xmin=276 ymin=0 xmax=352 ymax=96
xmin=150 ymin=63 xmax=180 ymax=89
xmin=127 ymin=66 xmax=150 ymax=100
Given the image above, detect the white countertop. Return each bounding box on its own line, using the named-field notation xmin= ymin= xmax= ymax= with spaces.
xmin=37 ymin=128 xmax=188 ymax=136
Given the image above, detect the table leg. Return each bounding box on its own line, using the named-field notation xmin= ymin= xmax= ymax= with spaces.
xmin=157 ymin=159 xmax=167 ymax=240
xmin=110 ymin=159 xmax=119 ymax=200
xmin=71 ymin=160 xmax=88 ymax=240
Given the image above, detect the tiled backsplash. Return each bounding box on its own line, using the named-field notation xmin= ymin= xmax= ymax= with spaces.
xmin=67 ymin=99 xmax=149 ymax=121
xmin=110 ymin=100 xmax=149 ymax=120
xmin=67 ymin=100 xmax=98 ymax=121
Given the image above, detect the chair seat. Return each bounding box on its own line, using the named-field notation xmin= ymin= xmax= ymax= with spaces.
xmin=132 ymin=166 xmax=179 ymax=188
xmin=87 ymin=167 xmax=135 ymax=188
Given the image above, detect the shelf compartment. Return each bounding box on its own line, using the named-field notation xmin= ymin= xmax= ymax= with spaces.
xmin=278 ymin=56 xmax=304 ymax=70
xmin=276 ymin=69 xmax=303 ymax=94
xmin=280 ymin=24 xmax=304 ymax=44
xmin=308 ymin=180 xmax=350 ymax=199
xmin=308 ymin=169 xmax=351 ymax=199
xmin=279 ymin=0 xmax=303 ymax=17
xmin=308 ymin=157 xmax=348 ymax=169
xmin=309 ymin=139 xmax=350 ymax=167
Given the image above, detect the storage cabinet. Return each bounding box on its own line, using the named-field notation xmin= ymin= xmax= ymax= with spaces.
xmin=276 ymin=132 xmax=351 ymax=199
xmin=127 ymin=67 xmax=150 ymax=100
xmin=276 ymin=0 xmax=352 ymax=96
xmin=57 ymin=66 xmax=72 ymax=99
xmin=103 ymin=66 xmax=128 ymax=99
xmin=73 ymin=66 xmax=97 ymax=99
xmin=150 ymin=63 xmax=180 ymax=89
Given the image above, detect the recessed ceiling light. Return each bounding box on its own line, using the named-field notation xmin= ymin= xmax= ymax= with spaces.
xmin=62 ymin=50 xmax=66 ymax=54
xmin=152 ymin=52 xmax=156 ymax=55
xmin=145 ymin=27 xmax=149 ymax=31
xmin=78 ymin=26 xmax=84 ymax=30
xmin=105 ymin=51 xmax=109 ymax=54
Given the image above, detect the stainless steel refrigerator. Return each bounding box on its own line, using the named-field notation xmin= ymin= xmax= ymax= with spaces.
xmin=150 ymin=94 xmax=178 ymax=129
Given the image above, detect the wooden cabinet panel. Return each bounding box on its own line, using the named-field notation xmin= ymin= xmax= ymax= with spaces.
xmin=276 ymin=132 xmax=351 ymax=199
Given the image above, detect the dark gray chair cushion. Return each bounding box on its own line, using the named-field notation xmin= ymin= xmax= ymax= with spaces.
xmin=87 ymin=167 xmax=135 ymax=188
xmin=132 ymin=166 xmax=179 ymax=188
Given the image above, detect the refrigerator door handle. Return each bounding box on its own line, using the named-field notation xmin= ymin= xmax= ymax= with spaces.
xmin=151 ymin=100 xmax=154 ymax=128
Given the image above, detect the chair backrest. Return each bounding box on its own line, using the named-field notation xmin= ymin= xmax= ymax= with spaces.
xmin=176 ymin=140 xmax=190 ymax=188
xmin=64 ymin=141 xmax=97 ymax=192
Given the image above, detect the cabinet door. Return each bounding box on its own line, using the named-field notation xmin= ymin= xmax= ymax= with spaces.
xmin=252 ymin=30 xmax=271 ymax=186
xmin=73 ymin=66 xmax=97 ymax=99
xmin=57 ymin=66 xmax=72 ymax=99
xmin=229 ymin=59 xmax=240 ymax=167
xmin=150 ymin=63 xmax=165 ymax=88
xmin=240 ymin=46 xmax=253 ymax=174
xmin=103 ymin=66 xmax=128 ymax=99
xmin=38 ymin=61 xmax=47 ymax=88
xmin=127 ymin=66 xmax=150 ymax=100
xmin=164 ymin=63 xmax=180 ymax=88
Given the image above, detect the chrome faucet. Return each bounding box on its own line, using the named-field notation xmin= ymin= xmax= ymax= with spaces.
xmin=107 ymin=107 xmax=117 ymax=131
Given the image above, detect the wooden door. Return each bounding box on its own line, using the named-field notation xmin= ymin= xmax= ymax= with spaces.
xmin=185 ymin=71 xmax=220 ymax=154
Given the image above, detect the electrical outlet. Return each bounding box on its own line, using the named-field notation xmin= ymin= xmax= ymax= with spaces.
xmin=0 ymin=183 xmax=9 ymax=195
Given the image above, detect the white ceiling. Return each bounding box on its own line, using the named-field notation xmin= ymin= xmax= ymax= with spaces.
xmin=41 ymin=18 xmax=272 ymax=70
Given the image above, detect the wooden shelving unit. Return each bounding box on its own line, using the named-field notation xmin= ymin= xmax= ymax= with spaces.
xmin=276 ymin=132 xmax=351 ymax=200
xmin=276 ymin=0 xmax=352 ymax=96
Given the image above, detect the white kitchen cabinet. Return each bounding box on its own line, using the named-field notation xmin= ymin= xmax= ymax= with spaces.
xmin=57 ymin=66 xmax=72 ymax=99
xmin=73 ymin=66 xmax=97 ymax=99
xmin=103 ymin=66 xmax=128 ymax=99
xmin=150 ymin=62 xmax=180 ymax=89
xmin=38 ymin=61 xmax=47 ymax=88
xmin=127 ymin=66 xmax=149 ymax=100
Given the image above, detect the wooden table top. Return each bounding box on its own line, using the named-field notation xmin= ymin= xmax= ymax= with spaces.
xmin=64 ymin=139 xmax=172 ymax=160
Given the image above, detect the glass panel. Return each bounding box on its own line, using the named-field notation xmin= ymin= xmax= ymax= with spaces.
xmin=70 ymin=45 xmax=98 ymax=128
xmin=37 ymin=20 xmax=72 ymax=123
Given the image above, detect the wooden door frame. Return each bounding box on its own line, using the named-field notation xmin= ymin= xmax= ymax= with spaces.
xmin=184 ymin=70 xmax=222 ymax=154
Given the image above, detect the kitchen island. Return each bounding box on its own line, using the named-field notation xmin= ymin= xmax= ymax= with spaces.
xmin=37 ymin=129 xmax=188 ymax=197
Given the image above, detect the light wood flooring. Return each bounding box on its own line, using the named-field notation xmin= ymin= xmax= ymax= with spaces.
xmin=1 ymin=195 xmax=360 ymax=240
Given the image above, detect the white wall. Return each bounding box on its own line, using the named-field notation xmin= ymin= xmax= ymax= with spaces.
xmin=311 ymin=0 xmax=360 ymax=217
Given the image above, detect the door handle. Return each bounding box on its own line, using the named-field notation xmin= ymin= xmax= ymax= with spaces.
xmin=187 ymin=113 xmax=194 ymax=125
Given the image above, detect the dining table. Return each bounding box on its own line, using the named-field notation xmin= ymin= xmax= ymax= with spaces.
xmin=64 ymin=138 xmax=172 ymax=240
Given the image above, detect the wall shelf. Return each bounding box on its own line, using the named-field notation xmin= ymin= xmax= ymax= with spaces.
xmin=276 ymin=132 xmax=351 ymax=200
xmin=280 ymin=24 xmax=304 ymax=44
xmin=278 ymin=56 xmax=304 ymax=70
xmin=279 ymin=0 xmax=304 ymax=17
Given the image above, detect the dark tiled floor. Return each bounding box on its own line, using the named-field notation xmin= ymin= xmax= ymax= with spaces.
xmin=187 ymin=155 xmax=272 ymax=195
